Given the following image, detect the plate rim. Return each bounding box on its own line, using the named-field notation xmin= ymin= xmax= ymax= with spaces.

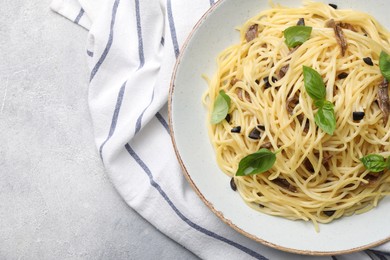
xmin=168 ymin=0 xmax=390 ymax=255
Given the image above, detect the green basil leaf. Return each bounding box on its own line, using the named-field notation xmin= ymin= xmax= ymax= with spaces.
xmin=211 ymin=90 xmax=231 ymax=124
xmin=236 ymin=148 xmax=276 ymax=176
xmin=314 ymin=99 xmax=324 ymax=108
xmin=386 ymin=157 xmax=390 ymax=170
xmin=379 ymin=51 xmax=390 ymax=82
xmin=321 ymin=100 xmax=334 ymax=110
xmin=303 ymin=66 xmax=326 ymax=101
xmin=360 ymin=154 xmax=388 ymax=173
xmin=284 ymin=26 xmax=312 ymax=48
xmin=220 ymin=90 xmax=231 ymax=104
xmin=314 ymin=101 xmax=336 ymax=135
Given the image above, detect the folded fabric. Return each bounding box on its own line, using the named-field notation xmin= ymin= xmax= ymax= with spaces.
xmin=50 ymin=0 xmax=390 ymax=259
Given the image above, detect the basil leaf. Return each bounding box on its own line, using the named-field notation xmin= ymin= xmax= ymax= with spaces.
xmin=220 ymin=90 xmax=231 ymax=104
xmin=211 ymin=90 xmax=231 ymax=124
xmin=314 ymin=101 xmax=336 ymax=135
xmin=314 ymin=99 xmax=324 ymax=108
xmin=386 ymin=157 xmax=390 ymax=170
xmin=380 ymin=51 xmax=390 ymax=82
xmin=360 ymin=154 xmax=388 ymax=172
xmin=321 ymin=100 xmax=334 ymax=110
xmin=236 ymin=148 xmax=276 ymax=176
xmin=302 ymin=66 xmax=336 ymax=135
xmin=303 ymin=66 xmax=326 ymax=101
xmin=284 ymin=26 xmax=312 ymax=48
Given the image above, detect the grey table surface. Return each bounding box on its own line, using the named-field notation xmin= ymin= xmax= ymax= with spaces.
xmin=0 ymin=1 xmax=199 ymax=259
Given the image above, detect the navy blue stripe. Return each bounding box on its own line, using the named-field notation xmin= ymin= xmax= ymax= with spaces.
xmin=209 ymin=0 xmax=215 ymax=6
xmin=166 ymin=0 xmax=180 ymax=58
xmin=90 ymin=0 xmax=120 ymax=82
xmin=135 ymin=90 xmax=155 ymax=134
xmin=369 ymin=250 xmax=390 ymax=257
xmin=87 ymin=50 xmax=94 ymax=57
xmin=365 ymin=251 xmax=376 ymax=260
xmin=74 ymin=8 xmax=85 ymax=24
xmin=134 ymin=0 xmax=145 ymax=69
xmin=371 ymin=251 xmax=389 ymax=260
xmin=155 ymin=112 xmax=169 ymax=134
xmin=124 ymin=144 xmax=267 ymax=260
xmin=99 ymin=81 xmax=126 ymax=159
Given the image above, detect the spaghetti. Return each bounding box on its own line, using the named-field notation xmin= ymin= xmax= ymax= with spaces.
xmin=203 ymin=1 xmax=390 ymax=230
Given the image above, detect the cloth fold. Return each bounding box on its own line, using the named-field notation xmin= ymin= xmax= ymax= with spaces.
xmin=50 ymin=0 xmax=390 ymax=259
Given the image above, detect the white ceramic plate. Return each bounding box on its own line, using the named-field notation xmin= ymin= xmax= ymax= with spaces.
xmin=169 ymin=0 xmax=390 ymax=255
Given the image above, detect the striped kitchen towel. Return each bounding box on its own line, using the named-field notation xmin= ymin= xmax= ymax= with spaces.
xmin=50 ymin=0 xmax=390 ymax=259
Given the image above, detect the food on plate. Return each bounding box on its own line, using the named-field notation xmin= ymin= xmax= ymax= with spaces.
xmin=203 ymin=1 xmax=390 ymax=230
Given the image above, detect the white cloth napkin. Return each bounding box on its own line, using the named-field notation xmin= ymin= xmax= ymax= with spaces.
xmin=50 ymin=0 xmax=390 ymax=259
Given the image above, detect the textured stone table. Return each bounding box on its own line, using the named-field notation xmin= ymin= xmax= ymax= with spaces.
xmin=0 ymin=1 xmax=198 ymax=259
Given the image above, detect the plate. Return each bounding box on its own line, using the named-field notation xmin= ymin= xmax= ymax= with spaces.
xmin=169 ymin=0 xmax=390 ymax=255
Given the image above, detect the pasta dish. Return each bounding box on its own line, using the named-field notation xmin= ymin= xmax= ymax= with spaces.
xmin=203 ymin=1 xmax=390 ymax=230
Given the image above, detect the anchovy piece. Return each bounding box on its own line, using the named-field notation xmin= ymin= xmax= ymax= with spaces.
xmin=286 ymin=93 xmax=299 ymax=115
xmin=245 ymin=24 xmax=258 ymax=42
xmin=322 ymin=153 xmax=332 ymax=164
xmin=339 ymin=22 xmax=357 ymax=32
xmin=230 ymin=77 xmax=239 ymax=86
xmin=236 ymin=88 xmax=251 ymax=102
xmin=378 ymin=78 xmax=390 ymax=125
xmin=303 ymin=158 xmax=315 ymax=173
xmin=326 ymin=19 xmax=348 ymax=56
xmin=362 ymin=172 xmax=382 ymax=188
xmin=260 ymin=142 xmax=272 ymax=149
xmin=278 ymin=64 xmax=289 ymax=78
xmin=273 ymin=178 xmax=297 ymax=193
xmin=286 ymin=92 xmax=309 ymax=132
